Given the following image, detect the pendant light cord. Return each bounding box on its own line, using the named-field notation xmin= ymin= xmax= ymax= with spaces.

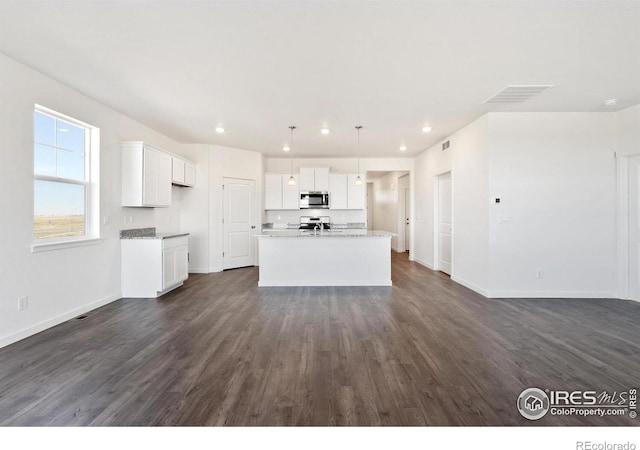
xmin=289 ymin=126 xmax=296 ymax=176
xmin=356 ymin=126 xmax=362 ymax=176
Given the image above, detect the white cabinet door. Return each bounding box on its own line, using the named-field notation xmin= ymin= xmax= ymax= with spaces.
xmin=172 ymin=158 xmax=186 ymax=184
xmin=142 ymin=146 xmax=171 ymax=207
xmin=175 ymin=245 xmax=188 ymax=282
xmin=299 ymin=168 xmax=315 ymax=191
xmin=122 ymin=142 xmax=173 ymax=207
xmin=314 ymin=168 xmax=330 ymax=191
xmin=162 ymin=247 xmax=177 ymax=289
xmin=265 ymin=174 xmax=283 ymax=210
xmin=143 ymin=147 xmax=160 ymax=206
xmin=347 ymin=174 xmax=366 ymax=209
xmin=162 ymin=236 xmax=189 ymax=290
xmin=184 ymin=162 xmax=196 ymax=186
xmin=157 ymin=152 xmax=172 ymax=207
xmin=329 ymin=174 xmax=347 ymax=209
xmin=282 ymin=175 xmax=300 ymax=209
xmin=299 ymin=168 xmax=330 ymax=191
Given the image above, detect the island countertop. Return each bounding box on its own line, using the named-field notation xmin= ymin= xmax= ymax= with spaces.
xmin=256 ymin=230 xmax=395 ymax=238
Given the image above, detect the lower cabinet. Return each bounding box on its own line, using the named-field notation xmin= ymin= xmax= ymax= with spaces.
xmin=121 ymin=235 xmax=189 ymax=298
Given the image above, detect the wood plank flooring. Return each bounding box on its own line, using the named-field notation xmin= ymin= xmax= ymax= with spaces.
xmin=0 ymin=252 xmax=639 ymax=426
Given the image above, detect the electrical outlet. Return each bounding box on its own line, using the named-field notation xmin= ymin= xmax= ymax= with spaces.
xmin=536 ymin=270 xmax=543 ymax=279
xmin=103 ymin=216 xmax=110 ymax=225
xmin=18 ymin=296 xmax=28 ymax=311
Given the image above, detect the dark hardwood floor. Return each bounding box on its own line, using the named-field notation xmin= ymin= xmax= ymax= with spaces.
xmin=0 ymin=252 xmax=638 ymax=426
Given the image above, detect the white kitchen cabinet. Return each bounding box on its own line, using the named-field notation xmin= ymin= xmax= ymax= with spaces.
xmin=184 ymin=162 xmax=196 ymax=186
xmin=329 ymin=174 xmax=348 ymax=209
xmin=282 ymin=175 xmax=300 ymax=209
xmin=347 ymin=174 xmax=366 ymax=209
xmin=172 ymin=158 xmax=186 ymax=184
xmin=299 ymin=167 xmax=329 ymax=191
xmin=163 ymin=237 xmax=189 ymax=289
xmin=329 ymin=173 xmax=366 ymax=209
xmin=265 ymin=174 xmax=284 ymax=209
xmin=265 ymin=174 xmax=299 ymax=210
xmin=172 ymin=156 xmax=196 ymax=187
xmin=121 ymin=235 xmax=189 ymax=298
xmin=122 ymin=141 xmax=172 ymax=207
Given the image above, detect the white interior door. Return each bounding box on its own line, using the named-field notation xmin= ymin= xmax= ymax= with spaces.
xmin=438 ymin=173 xmax=452 ymax=275
xmin=404 ymin=188 xmax=411 ymax=252
xmin=223 ymin=178 xmax=256 ymax=270
xmin=629 ymin=156 xmax=640 ymax=300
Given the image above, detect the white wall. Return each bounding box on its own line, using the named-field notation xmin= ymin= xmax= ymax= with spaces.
xmin=616 ymin=104 xmax=640 ymax=157
xmin=265 ymin=157 xmax=412 ymax=174
xmin=413 ymin=112 xmax=618 ymax=298
xmin=178 ymin=144 xmax=210 ymax=273
xmin=207 ymin=145 xmax=264 ymax=272
xmin=0 ymin=53 xmax=187 ymax=348
xmin=488 ymin=113 xmax=617 ymax=298
xmin=450 ymin=115 xmax=490 ymax=294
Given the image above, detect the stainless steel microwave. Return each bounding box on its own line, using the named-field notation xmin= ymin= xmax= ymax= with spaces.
xmin=300 ymin=191 xmax=330 ymax=209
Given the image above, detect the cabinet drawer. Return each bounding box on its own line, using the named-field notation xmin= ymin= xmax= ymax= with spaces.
xmin=162 ymin=235 xmax=188 ymax=250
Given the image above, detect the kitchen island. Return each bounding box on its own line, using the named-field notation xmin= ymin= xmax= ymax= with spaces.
xmin=256 ymin=230 xmax=394 ymax=286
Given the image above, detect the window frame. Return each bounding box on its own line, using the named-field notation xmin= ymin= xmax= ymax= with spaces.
xmin=32 ymin=105 xmax=101 ymax=252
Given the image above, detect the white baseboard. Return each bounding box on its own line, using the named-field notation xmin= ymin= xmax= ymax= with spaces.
xmin=413 ymin=257 xmax=434 ymax=270
xmin=487 ymin=290 xmax=617 ymax=299
xmin=450 ymin=276 xmax=490 ymax=297
xmin=188 ymin=267 xmax=209 ymax=274
xmin=0 ymin=292 xmax=122 ymax=349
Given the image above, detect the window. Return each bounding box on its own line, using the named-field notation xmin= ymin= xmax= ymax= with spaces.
xmin=33 ymin=105 xmax=99 ymax=246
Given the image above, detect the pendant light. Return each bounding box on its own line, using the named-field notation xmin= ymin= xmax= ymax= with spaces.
xmin=355 ymin=126 xmax=363 ymax=185
xmin=288 ymin=126 xmax=296 ymax=186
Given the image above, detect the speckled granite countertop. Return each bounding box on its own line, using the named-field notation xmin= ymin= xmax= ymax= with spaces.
xmin=120 ymin=227 xmax=189 ymax=240
xmin=255 ymin=230 xmax=394 ymax=238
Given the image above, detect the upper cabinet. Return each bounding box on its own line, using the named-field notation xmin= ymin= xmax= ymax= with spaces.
xmin=265 ymin=174 xmax=300 ymax=210
xmin=329 ymin=174 xmax=348 ymax=209
xmin=347 ymin=174 xmax=366 ymax=209
xmin=299 ymin=167 xmax=329 ymax=191
xmin=329 ymin=173 xmax=366 ymax=210
xmin=122 ymin=142 xmax=172 ymax=207
xmin=172 ymin=156 xmax=196 ymax=187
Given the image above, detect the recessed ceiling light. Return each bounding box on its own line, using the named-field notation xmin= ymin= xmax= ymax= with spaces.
xmin=422 ymin=126 xmax=432 ymax=133
xmin=399 ymin=145 xmax=407 ymax=151
xmin=215 ymin=126 xmax=225 ymax=134
xmin=603 ymin=98 xmax=619 ymax=107
xmin=283 ymin=145 xmax=290 ymax=152
xmin=321 ymin=128 xmax=330 ymax=135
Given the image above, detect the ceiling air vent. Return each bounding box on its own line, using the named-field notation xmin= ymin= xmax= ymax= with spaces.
xmin=484 ymin=85 xmax=554 ymax=104
xmin=442 ymin=140 xmax=450 ymax=151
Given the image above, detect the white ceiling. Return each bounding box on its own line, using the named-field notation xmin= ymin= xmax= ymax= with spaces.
xmin=0 ymin=1 xmax=638 ymax=157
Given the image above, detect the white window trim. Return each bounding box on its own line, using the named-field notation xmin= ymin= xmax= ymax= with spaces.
xmin=31 ymin=237 xmax=104 ymax=253
xmin=32 ymin=105 xmax=101 ymax=250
